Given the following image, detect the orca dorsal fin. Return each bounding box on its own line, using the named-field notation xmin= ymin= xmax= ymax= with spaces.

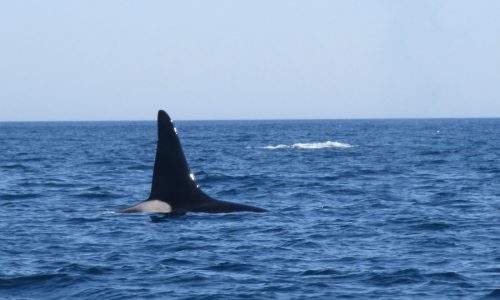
xmin=148 ymin=110 xmax=198 ymax=201
xmin=120 ymin=109 xmax=267 ymax=214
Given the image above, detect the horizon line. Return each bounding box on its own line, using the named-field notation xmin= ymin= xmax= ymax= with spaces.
xmin=1 ymin=116 xmax=500 ymax=123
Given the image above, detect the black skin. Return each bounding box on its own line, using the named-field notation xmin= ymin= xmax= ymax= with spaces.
xmin=122 ymin=110 xmax=266 ymax=214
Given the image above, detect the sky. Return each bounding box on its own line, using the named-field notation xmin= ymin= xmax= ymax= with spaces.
xmin=1 ymin=0 xmax=500 ymax=121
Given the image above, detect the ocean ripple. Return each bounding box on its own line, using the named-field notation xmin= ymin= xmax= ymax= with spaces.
xmin=2 ymin=119 xmax=500 ymax=299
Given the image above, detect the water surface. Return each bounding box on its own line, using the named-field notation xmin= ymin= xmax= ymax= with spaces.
xmin=1 ymin=119 xmax=500 ymax=299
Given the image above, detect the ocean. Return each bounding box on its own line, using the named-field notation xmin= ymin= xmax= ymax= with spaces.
xmin=1 ymin=118 xmax=500 ymax=299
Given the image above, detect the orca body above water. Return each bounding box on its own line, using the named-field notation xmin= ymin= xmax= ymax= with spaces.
xmin=121 ymin=110 xmax=266 ymax=214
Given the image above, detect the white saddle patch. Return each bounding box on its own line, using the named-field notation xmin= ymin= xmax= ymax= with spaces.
xmin=121 ymin=200 xmax=172 ymax=213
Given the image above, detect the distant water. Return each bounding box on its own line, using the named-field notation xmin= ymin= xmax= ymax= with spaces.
xmin=1 ymin=119 xmax=500 ymax=299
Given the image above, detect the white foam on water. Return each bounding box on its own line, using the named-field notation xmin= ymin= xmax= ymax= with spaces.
xmin=263 ymin=144 xmax=290 ymax=149
xmin=97 ymin=210 xmax=117 ymax=216
xmin=293 ymin=141 xmax=353 ymax=149
xmin=263 ymin=141 xmax=353 ymax=150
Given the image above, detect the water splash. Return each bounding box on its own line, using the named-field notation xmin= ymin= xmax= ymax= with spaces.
xmin=263 ymin=141 xmax=353 ymax=149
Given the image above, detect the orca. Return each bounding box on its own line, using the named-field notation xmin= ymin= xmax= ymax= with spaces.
xmin=121 ymin=110 xmax=266 ymax=214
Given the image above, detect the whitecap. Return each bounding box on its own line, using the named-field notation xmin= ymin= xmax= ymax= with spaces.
xmin=263 ymin=141 xmax=353 ymax=150
xmin=263 ymin=144 xmax=290 ymax=149
xmin=97 ymin=210 xmax=117 ymax=216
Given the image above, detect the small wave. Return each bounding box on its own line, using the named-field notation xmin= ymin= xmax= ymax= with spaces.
xmin=366 ymin=268 xmax=423 ymax=286
xmin=1 ymin=163 xmax=29 ymax=170
xmin=0 ymin=273 xmax=69 ymax=289
xmin=411 ymin=222 xmax=453 ymax=231
xmin=426 ymin=271 xmax=466 ymax=281
xmin=66 ymin=217 xmax=104 ymax=223
xmin=97 ymin=210 xmax=117 ymax=216
xmin=301 ymin=269 xmax=340 ymax=276
xmin=72 ymin=192 xmax=121 ymax=199
xmin=486 ymin=289 xmax=500 ymax=298
xmin=263 ymin=141 xmax=353 ymax=150
xmin=204 ymin=262 xmax=254 ymax=272
xmin=159 ymin=258 xmax=194 ymax=266
xmin=56 ymin=263 xmax=111 ymax=275
xmin=0 ymin=193 xmax=42 ymax=200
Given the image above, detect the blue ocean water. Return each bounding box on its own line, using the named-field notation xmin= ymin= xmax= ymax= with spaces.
xmin=1 ymin=119 xmax=500 ymax=299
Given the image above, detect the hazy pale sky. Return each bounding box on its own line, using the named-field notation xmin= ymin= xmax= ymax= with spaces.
xmin=1 ymin=1 xmax=499 ymax=121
